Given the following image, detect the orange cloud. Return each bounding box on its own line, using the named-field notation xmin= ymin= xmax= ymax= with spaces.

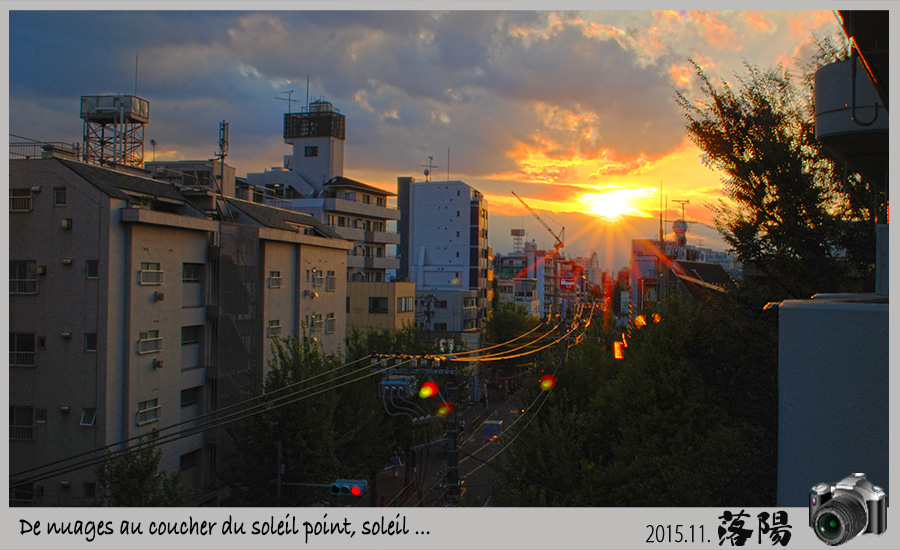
xmin=689 ymin=11 xmax=740 ymax=51
xmin=741 ymin=11 xmax=772 ymax=32
xmin=669 ymin=63 xmax=693 ymax=88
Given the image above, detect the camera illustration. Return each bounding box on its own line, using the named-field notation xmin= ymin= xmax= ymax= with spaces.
xmin=809 ymin=473 xmax=887 ymax=545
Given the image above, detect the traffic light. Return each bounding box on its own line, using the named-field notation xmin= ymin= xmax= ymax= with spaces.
xmin=418 ymin=380 xmax=438 ymax=399
xmin=331 ymin=479 xmax=368 ymax=496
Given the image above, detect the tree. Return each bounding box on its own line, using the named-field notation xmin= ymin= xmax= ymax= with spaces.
xmin=492 ymin=296 xmax=777 ymax=506
xmin=223 ymin=333 xmax=343 ymax=506
xmin=676 ymin=40 xmax=879 ymax=298
xmin=94 ymin=441 xmax=189 ymax=506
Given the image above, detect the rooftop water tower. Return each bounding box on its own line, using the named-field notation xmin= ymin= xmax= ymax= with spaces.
xmin=80 ymin=94 xmax=150 ymax=167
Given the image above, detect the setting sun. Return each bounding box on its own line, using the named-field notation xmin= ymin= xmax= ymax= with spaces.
xmin=580 ymin=189 xmax=653 ymax=221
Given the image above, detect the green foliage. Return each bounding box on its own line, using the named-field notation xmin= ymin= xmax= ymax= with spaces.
xmin=94 ymin=441 xmax=189 ymax=506
xmin=223 ymin=325 xmax=439 ymax=506
xmin=483 ymin=303 xmax=541 ymax=345
xmin=492 ymin=296 xmax=777 ymax=506
xmin=676 ymin=39 xmax=879 ymax=297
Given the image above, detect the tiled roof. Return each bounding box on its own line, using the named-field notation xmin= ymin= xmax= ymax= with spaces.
xmin=223 ymin=197 xmax=343 ymax=239
xmin=58 ymin=158 xmax=195 ymax=205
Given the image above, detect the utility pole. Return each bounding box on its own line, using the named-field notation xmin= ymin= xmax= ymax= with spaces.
xmin=277 ymin=440 xmax=283 ymax=506
xmin=444 ymin=366 xmax=461 ymax=506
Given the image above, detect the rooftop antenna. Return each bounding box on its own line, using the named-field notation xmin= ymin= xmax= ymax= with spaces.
xmin=672 ymin=199 xmax=689 ymax=221
xmin=447 ymin=147 xmax=450 ymax=181
xmin=275 ymin=90 xmax=302 ymax=114
xmin=421 ymin=156 xmax=438 ymax=182
xmin=659 ymin=181 xmax=663 ymax=243
xmin=306 ymin=74 xmax=310 ymax=111
xmin=134 ymin=51 xmax=139 ymax=96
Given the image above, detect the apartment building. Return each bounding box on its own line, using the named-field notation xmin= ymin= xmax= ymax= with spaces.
xmin=397 ymin=178 xmax=490 ymax=347
xmin=243 ymin=100 xmax=401 ymax=284
xmin=9 ymin=155 xmax=350 ymax=506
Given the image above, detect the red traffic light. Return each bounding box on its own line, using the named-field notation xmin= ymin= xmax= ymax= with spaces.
xmin=331 ymin=479 xmax=368 ymax=496
xmin=419 ymin=381 xmax=439 ymax=399
xmin=437 ymin=402 xmax=454 ymax=416
xmin=539 ymin=374 xmax=557 ymax=391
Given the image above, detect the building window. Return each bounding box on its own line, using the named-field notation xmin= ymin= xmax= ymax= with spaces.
xmin=368 ymin=297 xmax=389 ymax=314
xmin=83 ymin=482 xmax=96 ymax=499
xmin=182 ymin=263 xmax=202 ymax=283
xmin=337 ymin=216 xmax=346 ymax=227
xmin=10 ymin=333 xmax=36 ymax=367
xmin=181 ymin=325 xmax=202 ymax=345
xmin=53 ymin=187 xmax=67 ymax=206
xmin=325 ymin=313 xmax=336 ymax=334
xmin=437 ymin=300 xmax=448 ymax=309
xmin=397 ymin=296 xmax=414 ymax=313
xmin=180 ymin=449 xmax=200 ymax=470
xmin=267 ymin=320 xmax=282 ymax=338
xmin=10 ymin=188 xmax=33 ymax=212
xmin=326 ymin=270 xmax=336 ymax=292
xmin=80 ymin=408 xmax=97 ymax=427
xmin=139 ymin=262 xmax=164 ymax=285
xmin=85 ymin=260 xmax=99 ymax=279
xmin=309 ymin=314 xmax=323 ymax=332
xmin=304 ymin=146 xmax=318 ymax=157
xmin=268 ymin=270 xmax=283 ymax=289
xmin=10 ymin=406 xmax=34 ymax=440
xmin=138 ymin=330 xmax=162 ymax=354
xmin=181 ymin=386 xmax=202 ymax=408
xmin=136 ymin=398 xmax=160 ymax=425
xmin=434 ymin=323 xmax=448 ymax=331
xmin=312 ymin=269 xmax=324 ymax=287
xmin=463 ymin=297 xmax=477 ymax=308
xmin=84 ymin=332 xmax=98 ymax=352
xmin=10 ymin=260 xmax=38 ymax=295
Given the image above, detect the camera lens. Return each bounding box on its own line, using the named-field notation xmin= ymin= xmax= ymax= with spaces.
xmin=813 ymin=495 xmax=868 ymax=546
xmin=817 ymin=513 xmax=842 ymax=540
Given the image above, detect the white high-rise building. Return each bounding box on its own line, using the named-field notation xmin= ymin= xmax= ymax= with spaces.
xmin=398 ymin=178 xmax=490 ymax=346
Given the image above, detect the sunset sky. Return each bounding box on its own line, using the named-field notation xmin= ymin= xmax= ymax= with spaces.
xmin=8 ymin=8 xmax=844 ymax=269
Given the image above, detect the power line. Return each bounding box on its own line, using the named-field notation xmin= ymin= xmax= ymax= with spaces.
xmin=11 ymin=357 xmax=409 ymax=487
xmin=10 ymin=352 xmax=378 ymax=480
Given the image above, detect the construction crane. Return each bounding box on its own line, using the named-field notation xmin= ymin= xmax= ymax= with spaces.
xmin=511 ymin=191 xmax=564 ymax=253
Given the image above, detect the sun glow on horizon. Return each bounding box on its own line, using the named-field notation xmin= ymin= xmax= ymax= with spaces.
xmin=579 ymin=188 xmax=656 ymax=221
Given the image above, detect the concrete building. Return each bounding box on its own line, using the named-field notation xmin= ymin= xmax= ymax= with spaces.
xmin=347 ymin=280 xmax=416 ymax=331
xmin=9 ymin=154 xmax=351 ymax=506
xmin=398 ymin=178 xmax=490 ymax=348
xmin=243 ymin=100 xmax=401 ymax=284
xmin=777 ymin=11 xmax=888 ymax=507
xmin=495 ymin=278 xmax=541 ymax=317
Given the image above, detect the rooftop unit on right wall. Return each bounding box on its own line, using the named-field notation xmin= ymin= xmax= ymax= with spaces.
xmin=777 ymin=10 xmax=889 ymax=507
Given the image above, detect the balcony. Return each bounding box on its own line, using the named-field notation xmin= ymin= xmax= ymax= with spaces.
xmin=9 ymin=195 xmax=32 ymax=213
xmin=139 ymin=269 xmax=164 ymax=285
xmin=138 ymin=337 xmax=163 ymax=354
xmin=9 ymin=351 xmax=36 ymax=367
xmin=10 ymin=426 xmax=34 ymax=441
xmin=10 ymin=279 xmax=39 ymax=295
xmin=363 ymin=256 xmax=400 ymax=270
xmin=333 ymin=226 xmax=400 ymax=245
xmin=323 ymin=197 xmax=399 ymax=220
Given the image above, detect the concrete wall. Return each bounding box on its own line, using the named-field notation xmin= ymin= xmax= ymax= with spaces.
xmin=777 ymin=298 xmax=889 ymax=506
xmin=347 ymin=281 xmax=416 ymax=331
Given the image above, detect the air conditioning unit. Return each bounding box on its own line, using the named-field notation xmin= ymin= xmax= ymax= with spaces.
xmin=153 ymin=291 xmax=165 ymax=302
xmin=153 ymin=359 xmax=164 ymax=369
xmin=61 ymin=218 xmax=73 ymax=230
